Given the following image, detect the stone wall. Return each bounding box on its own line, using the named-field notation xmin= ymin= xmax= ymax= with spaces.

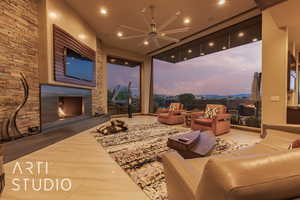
xmin=0 ymin=0 xmax=107 ymax=140
xmin=92 ymin=39 xmax=107 ymax=114
xmin=0 ymin=0 xmax=40 ymax=135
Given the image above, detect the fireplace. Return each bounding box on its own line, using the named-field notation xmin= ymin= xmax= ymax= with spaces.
xmin=58 ymin=97 xmax=84 ymax=119
xmin=40 ymin=85 xmax=92 ymax=131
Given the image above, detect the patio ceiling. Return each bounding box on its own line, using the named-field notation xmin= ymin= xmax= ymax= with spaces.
xmin=65 ymin=0 xmax=259 ymax=55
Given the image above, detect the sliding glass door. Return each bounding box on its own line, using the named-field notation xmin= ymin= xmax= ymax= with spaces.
xmin=107 ymin=57 xmax=141 ymax=115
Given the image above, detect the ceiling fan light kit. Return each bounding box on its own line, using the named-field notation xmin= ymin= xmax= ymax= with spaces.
xmin=118 ymin=5 xmax=191 ymax=47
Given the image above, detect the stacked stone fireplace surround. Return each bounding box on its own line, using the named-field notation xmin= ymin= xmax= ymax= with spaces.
xmin=0 ymin=0 xmax=106 ymax=141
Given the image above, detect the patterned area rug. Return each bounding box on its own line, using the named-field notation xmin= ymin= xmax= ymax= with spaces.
xmin=91 ymin=117 xmax=250 ymax=200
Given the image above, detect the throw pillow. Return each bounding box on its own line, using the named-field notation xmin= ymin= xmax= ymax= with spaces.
xmin=204 ymin=107 xmax=218 ymax=119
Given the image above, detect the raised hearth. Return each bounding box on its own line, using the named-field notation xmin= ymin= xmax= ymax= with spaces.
xmin=40 ymin=85 xmax=92 ymax=131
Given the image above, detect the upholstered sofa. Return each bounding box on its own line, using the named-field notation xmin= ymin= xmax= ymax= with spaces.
xmin=158 ymin=103 xmax=185 ymax=125
xmin=162 ymin=124 xmax=300 ymax=200
xmin=191 ymin=104 xmax=231 ymax=135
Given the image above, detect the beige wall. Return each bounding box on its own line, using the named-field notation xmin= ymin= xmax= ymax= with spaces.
xmin=40 ymin=0 xmax=97 ymax=88
xmin=262 ymin=10 xmax=288 ymax=124
xmin=38 ymin=0 xmax=107 ymax=114
xmin=37 ymin=0 xmax=157 ymax=115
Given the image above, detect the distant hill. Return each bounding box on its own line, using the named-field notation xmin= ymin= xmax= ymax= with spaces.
xmin=198 ymin=93 xmax=251 ymax=99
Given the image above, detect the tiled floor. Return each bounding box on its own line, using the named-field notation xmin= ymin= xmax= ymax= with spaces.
xmin=1 ymin=116 xmax=261 ymax=200
xmin=1 ymin=127 xmax=149 ymax=200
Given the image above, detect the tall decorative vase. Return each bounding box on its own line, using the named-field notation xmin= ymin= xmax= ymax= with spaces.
xmin=1 ymin=72 xmax=29 ymax=141
xmin=128 ymin=81 xmax=133 ymax=118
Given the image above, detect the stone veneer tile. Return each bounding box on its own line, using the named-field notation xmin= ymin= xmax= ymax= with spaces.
xmin=0 ymin=0 xmax=40 ymax=135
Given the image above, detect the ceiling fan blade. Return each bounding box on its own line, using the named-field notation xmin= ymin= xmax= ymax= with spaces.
xmin=120 ymin=34 xmax=147 ymax=40
xmin=153 ymin=37 xmax=160 ymax=48
xmin=161 ymin=27 xmax=191 ymax=35
xmin=157 ymin=10 xmax=182 ymax=32
xmin=157 ymin=35 xmax=180 ymax=43
xmin=141 ymin=8 xmax=152 ymax=31
xmin=119 ymin=25 xmax=147 ymax=33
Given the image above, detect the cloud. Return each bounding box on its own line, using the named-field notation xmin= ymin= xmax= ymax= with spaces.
xmin=154 ymin=42 xmax=262 ymax=96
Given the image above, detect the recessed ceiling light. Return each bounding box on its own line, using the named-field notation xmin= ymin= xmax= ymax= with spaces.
xmin=201 ymin=53 xmax=205 ymax=56
xmin=110 ymin=59 xmax=116 ymax=62
xmin=78 ymin=34 xmax=86 ymax=40
xmin=171 ymin=55 xmax=175 ymax=59
xmin=144 ymin=40 xmax=149 ymax=45
xmin=222 ymin=46 xmax=227 ymax=50
xmin=49 ymin=12 xmax=58 ymax=19
xmin=124 ymin=61 xmax=129 ymax=65
xmin=238 ymin=32 xmax=245 ymax=37
xmin=188 ymin=49 xmax=192 ymax=53
xmin=209 ymin=42 xmax=215 ymax=47
xmin=252 ymin=38 xmax=258 ymax=42
xmin=183 ymin=17 xmax=191 ymax=24
xmin=117 ymin=32 xmax=123 ymax=37
xmin=218 ymin=0 xmax=226 ymax=5
xmin=100 ymin=8 xmax=108 ymax=15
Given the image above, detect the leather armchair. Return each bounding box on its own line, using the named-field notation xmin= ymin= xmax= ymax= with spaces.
xmin=158 ymin=103 xmax=185 ymax=125
xmin=191 ymin=104 xmax=231 ymax=135
xmin=162 ymin=126 xmax=300 ymax=200
xmin=163 ymin=149 xmax=300 ymax=200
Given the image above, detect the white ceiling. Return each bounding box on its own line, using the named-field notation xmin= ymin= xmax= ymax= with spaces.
xmin=65 ymin=0 xmax=259 ymax=55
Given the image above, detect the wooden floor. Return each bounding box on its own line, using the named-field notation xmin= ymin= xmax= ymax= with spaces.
xmin=1 ymin=115 xmax=261 ymax=200
xmin=3 ymin=116 xmax=110 ymax=163
xmin=1 ymin=128 xmax=149 ymax=200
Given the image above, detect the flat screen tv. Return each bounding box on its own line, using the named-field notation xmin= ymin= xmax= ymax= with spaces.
xmin=64 ymin=48 xmax=94 ymax=81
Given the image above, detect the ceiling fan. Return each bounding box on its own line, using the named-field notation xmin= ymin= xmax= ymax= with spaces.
xmin=118 ymin=5 xmax=191 ymax=47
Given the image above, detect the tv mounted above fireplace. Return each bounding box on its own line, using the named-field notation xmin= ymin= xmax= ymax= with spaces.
xmin=64 ymin=48 xmax=94 ymax=82
xmin=53 ymin=25 xmax=96 ymax=87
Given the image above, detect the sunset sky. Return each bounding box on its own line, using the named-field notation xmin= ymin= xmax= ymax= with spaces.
xmin=107 ymin=41 xmax=261 ymax=96
xmin=154 ymin=41 xmax=262 ymax=96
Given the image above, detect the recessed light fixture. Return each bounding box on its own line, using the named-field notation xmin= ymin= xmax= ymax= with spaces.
xmin=171 ymin=55 xmax=175 ymax=59
xmin=117 ymin=32 xmax=123 ymax=37
xmin=188 ymin=49 xmax=192 ymax=53
xmin=200 ymin=53 xmax=205 ymax=56
xmin=209 ymin=42 xmax=215 ymax=47
xmin=49 ymin=12 xmax=58 ymax=19
xmin=100 ymin=8 xmax=108 ymax=15
xmin=110 ymin=59 xmax=116 ymax=63
xmin=183 ymin=17 xmax=191 ymax=24
xmin=124 ymin=61 xmax=129 ymax=65
xmin=78 ymin=34 xmax=86 ymax=40
xmin=238 ymin=32 xmax=245 ymax=37
xmin=252 ymin=38 xmax=258 ymax=42
xmin=218 ymin=0 xmax=226 ymax=5
xmin=222 ymin=46 xmax=227 ymax=50
xmin=144 ymin=40 xmax=149 ymax=45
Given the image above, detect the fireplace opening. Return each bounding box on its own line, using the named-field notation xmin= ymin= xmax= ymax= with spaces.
xmin=58 ymin=97 xmax=84 ymax=119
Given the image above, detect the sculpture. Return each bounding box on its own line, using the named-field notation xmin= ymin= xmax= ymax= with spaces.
xmin=1 ymin=73 xmax=29 ymax=141
xmin=96 ymin=120 xmax=128 ymax=135
xmin=128 ymin=81 xmax=133 ymax=118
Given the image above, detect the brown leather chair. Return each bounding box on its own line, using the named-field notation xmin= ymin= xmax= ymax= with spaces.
xmin=158 ymin=103 xmax=184 ymax=125
xmin=162 ymin=125 xmax=300 ymax=200
xmin=191 ymin=104 xmax=231 ymax=135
